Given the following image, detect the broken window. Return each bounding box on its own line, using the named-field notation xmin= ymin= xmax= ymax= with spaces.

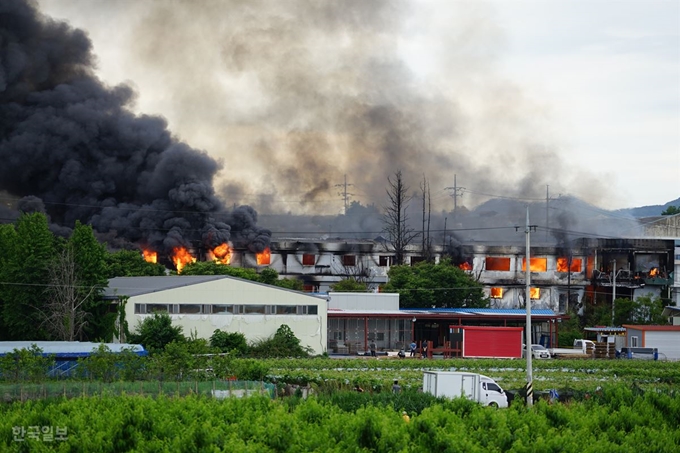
xmin=485 ymin=257 xmax=511 ymax=271
xmin=522 ymin=257 xmax=547 ymax=272
xmin=302 ymin=254 xmax=315 ymax=266
xmin=342 ymin=255 xmax=356 ymax=266
xmin=490 ymin=287 xmax=504 ymax=298
xmin=530 ymin=288 xmax=540 ymax=299
xmin=379 ymin=256 xmax=393 ymax=267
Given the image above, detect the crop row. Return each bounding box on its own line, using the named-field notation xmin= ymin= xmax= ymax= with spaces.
xmin=2 ymin=385 xmax=680 ymax=452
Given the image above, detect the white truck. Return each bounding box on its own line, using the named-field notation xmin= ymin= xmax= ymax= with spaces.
xmin=422 ymin=371 xmax=508 ymax=408
xmin=548 ymin=339 xmax=595 ymax=358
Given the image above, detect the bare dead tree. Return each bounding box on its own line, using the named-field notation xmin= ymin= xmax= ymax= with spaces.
xmin=40 ymin=245 xmax=98 ymax=341
xmin=383 ymin=170 xmax=418 ymax=265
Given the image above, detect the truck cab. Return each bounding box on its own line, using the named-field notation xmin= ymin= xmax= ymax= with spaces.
xmin=479 ymin=375 xmax=508 ymax=408
xmin=573 ymin=339 xmax=595 ymax=352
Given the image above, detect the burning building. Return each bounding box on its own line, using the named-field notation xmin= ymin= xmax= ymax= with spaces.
xmin=0 ymin=1 xmax=271 ymax=264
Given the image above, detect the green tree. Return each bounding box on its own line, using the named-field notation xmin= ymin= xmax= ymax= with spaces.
xmin=330 ymin=278 xmax=369 ymax=292
xmin=210 ymin=330 xmax=249 ymax=356
xmin=383 ymin=259 xmax=487 ymax=309
xmin=273 ymin=278 xmax=304 ymax=291
xmin=156 ymin=340 xmax=193 ymax=381
xmin=661 ymin=206 xmax=680 ymax=215
xmin=182 ymin=261 xmax=303 ymax=290
xmin=128 ymin=313 xmax=185 ymax=354
xmin=182 ymin=261 xmax=260 ymax=279
xmin=69 ymin=221 xmax=111 ymax=341
xmin=0 ymin=224 xmax=19 ymax=340
xmin=249 ymin=324 xmax=311 ymax=358
xmin=80 ymin=344 xmax=118 ymax=382
xmin=613 ymin=296 xmax=667 ymax=326
xmin=105 ymin=249 xmax=166 ymax=277
xmin=0 ymin=213 xmax=55 ymax=340
xmin=0 ymin=344 xmax=54 ymax=383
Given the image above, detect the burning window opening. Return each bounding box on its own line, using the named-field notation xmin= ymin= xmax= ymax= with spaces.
xmin=459 ymin=261 xmax=473 ymax=271
xmin=556 ymin=257 xmax=582 ymax=272
xmin=142 ymin=249 xmax=157 ymax=264
xmin=209 ymin=243 xmax=232 ymax=265
xmin=302 ymin=254 xmax=315 ymax=266
xmin=530 ymin=288 xmax=540 ymax=299
xmin=485 ymin=257 xmax=511 ymax=271
xmin=490 ymin=287 xmax=504 ymax=299
xmin=522 ymin=258 xmax=547 ymax=272
xmin=172 ymin=247 xmax=197 ymax=273
xmin=257 ymin=248 xmax=271 ymax=265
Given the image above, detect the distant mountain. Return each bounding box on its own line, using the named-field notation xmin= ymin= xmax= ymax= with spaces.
xmin=615 ymin=197 xmax=680 ymax=218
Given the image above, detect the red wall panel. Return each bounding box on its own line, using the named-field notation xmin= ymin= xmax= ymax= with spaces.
xmin=462 ymin=326 xmax=523 ymax=358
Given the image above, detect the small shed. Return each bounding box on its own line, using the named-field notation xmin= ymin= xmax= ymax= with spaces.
xmin=622 ymin=325 xmax=680 ymax=360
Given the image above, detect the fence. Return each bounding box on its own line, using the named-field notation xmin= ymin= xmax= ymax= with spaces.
xmin=0 ymin=380 xmax=275 ymax=402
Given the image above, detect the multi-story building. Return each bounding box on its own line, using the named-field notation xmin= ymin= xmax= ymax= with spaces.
xmin=225 ymin=236 xmax=675 ymax=316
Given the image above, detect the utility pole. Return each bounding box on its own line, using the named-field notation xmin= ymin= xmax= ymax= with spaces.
xmin=525 ymin=206 xmax=534 ymax=407
xmin=611 ymin=259 xmax=618 ymax=326
xmin=445 ymin=174 xmax=465 ymax=216
xmin=335 ymin=174 xmax=354 ymax=215
xmin=545 ymin=185 xmax=549 ymax=242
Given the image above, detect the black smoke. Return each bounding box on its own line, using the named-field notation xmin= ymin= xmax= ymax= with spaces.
xmin=0 ymin=0 xmax=270 ymax=255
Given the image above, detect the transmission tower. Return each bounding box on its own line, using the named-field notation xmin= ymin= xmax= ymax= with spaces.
xmin=335 ymin=174 xmax=355 ymax=214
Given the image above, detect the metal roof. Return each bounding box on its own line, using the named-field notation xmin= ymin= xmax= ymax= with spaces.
xmin=0 ymin=341 xmax=146 ymax=356
xmin=403 ymin=308 xmax=556 ymax=316
xmin=103 ymin=275 xmax=321 ymax=300
xmin=584 ymin=327 xmax=627 ymax=333
xmin=104 ymin=275 xmax=227 ymax=298
xmin=328 ymin=308 xmax=557 ymax=318
xmin=622 ymin=325 xmax=680 ymax=331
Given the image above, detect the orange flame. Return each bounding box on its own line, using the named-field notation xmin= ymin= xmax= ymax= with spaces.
xmin=257 ymin=247 xmax=271 ymax=265
xmin=459 ymin=262 xmax=472 ymax=271
xmin=143 ymin=249 xmax=157 ymax=264
xmin=557 ymin=257 xmax=582 ymax=272
xmin=649 ymin=267 xmax=659 ymax=277
xmin=490 ymin=287 xmax=503 ymax=298
xmin=530 ymin=287 xmax=540 ymax=299
xmin=522 ymin=258 xmax=547 ymax=272
xmin=172 ymin=247 xmax=196 ymax=273
xmin=211 ymin=243 xmax=231 ymax=265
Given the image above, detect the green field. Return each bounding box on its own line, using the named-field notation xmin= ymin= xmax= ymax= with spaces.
xmin=1 ymin=358 xmax=679 ymax=451
xmin=2 ymin=386 xmax=680 ymax=452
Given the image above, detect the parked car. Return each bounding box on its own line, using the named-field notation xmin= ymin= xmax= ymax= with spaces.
xmin=522 ymin=344 xmax=552 ymax=359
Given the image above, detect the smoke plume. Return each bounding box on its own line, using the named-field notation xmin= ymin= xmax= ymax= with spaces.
xmin=0 ymin=0 xmax=270 ymax=255
xmin=34 ymin=0 xmax=610 ymax=217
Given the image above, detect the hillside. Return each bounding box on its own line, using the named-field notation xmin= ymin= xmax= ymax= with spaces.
xmin=616 ymin=197 xmax=680 ymax=218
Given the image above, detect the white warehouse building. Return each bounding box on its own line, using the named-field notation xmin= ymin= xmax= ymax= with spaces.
xmin=104 ymin=276 xmax=327 ymax=355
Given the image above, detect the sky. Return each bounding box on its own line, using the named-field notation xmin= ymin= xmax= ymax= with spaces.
xmin=36 ymin=0 xmax=679 ymax=213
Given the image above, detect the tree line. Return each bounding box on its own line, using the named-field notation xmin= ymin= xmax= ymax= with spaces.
xmin=0 ymin=213 xmax=302 ymax=342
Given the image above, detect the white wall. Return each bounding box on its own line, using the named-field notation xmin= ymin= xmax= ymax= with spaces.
xmin=328 ymin=292 xmax=399 ymax=310
xmin=124 ymin=278 xmax=327 ymax=355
